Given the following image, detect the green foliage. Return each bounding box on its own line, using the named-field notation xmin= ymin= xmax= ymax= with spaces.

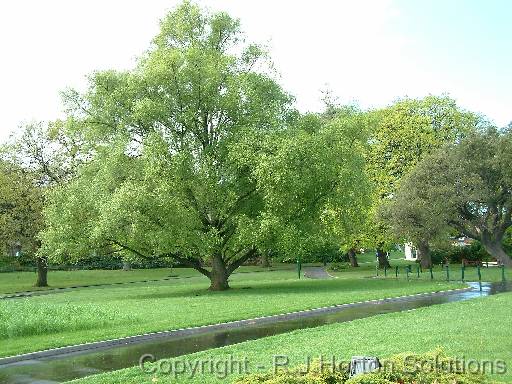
xmin=347 ymin=351 xmax=499 ymax=384
xmin=361 ymin=96 xmax=481 ymax=250
xmin=504 ymin=228 xmax=512 ymax=255
xmin=41 ymin=2 xmax=370 ymax=289
xmin=0 ymin=122 xmax=87 ymax=186
xmin=366 ymin=95 xmax=480 ymax=199
xmin=431 ymin=242 xmax=492 ymax=265
xmin=386 ymin=128 xmax=512 ymax=265
xmin=234 ymin=360 xmax=349 ymax=383
xmin=0 ymin=161 xmax=44 ymax=258
xmin=235 ymin=351 xmax=496 ymax=384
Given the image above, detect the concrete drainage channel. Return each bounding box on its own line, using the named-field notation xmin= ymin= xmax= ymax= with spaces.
xmin=0 ymin=282 xmax=510 ymax=384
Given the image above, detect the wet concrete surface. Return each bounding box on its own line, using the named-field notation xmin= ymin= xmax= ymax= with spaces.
xmin=0 ymin=281 xmax=509 ymax=383
xmin=303 ymin=267 xmax=333 ymax=279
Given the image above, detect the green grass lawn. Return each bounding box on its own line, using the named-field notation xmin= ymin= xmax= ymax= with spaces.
xmin=3 ymin=248 xmax=502 ymax=295
xmin=0 ymin=268 xmax=462 ymax=358
xmin=0 ymin=268 xmax=186 ymax=294
xmin=71 ymin=291 xmax=512 ymax=384
xmin=0 ymin=264 xmax=293 ymax=295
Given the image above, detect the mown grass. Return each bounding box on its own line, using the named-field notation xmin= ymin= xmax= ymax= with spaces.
xmin=0 ymin=300 xmax=136 ymax=338
xmin=0 ymin=267 xmax=188 ymax=294
xmin=0 ymin=268 xmax=461 ymax=357
xmin=2 ymin=249 xmax=502 ymax=295
xmin=0 ymin=264 xmax=293 ymax=295
xmin=71 ymin=292 xmax=512 ymax=384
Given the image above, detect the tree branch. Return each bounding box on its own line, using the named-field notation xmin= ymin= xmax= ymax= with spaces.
xmin=171 ymin=254 xmax=211 ymax=278
xmin=227 ymin=247 xmax=257 ymax=274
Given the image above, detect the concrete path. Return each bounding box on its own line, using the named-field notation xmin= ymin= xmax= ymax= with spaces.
xmin=303 ymin=266 xmax=333 ymax=279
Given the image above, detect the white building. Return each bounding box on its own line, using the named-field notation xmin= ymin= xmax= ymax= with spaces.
xmin=404 ymin=243 xmax=417 ymax=261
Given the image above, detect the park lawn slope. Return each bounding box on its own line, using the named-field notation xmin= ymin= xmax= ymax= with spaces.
xmin=71 ymin=291 xmax=512 ymax=384
xmin=0 ymin=268 xmax=192 ymax=294
xmin=0 ymin=270 xmax=461 ymax=357
xmin=0 ymin=265 xmax=296 ymax=294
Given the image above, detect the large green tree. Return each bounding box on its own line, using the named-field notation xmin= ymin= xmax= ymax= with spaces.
xmin=365 ymin=95 xmax=480 ymax=267
xmin=386 ymin=128 xmax=512 ymax=266
xmin=41 ymin=2 xmax=369 ymax=290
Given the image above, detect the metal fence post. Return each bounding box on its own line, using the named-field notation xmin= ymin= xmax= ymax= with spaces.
xmin=461 ymin=265 xmax=465 ymax=282
xmin=430 ymin=266 xmax=433 ymax=280
xmin=501 ymin=264 xmax=506 ymax=282
xmin=445 ymin=265 xmax=450 ymax=281
xmin=395 ymin=266 xmax=399 ymax=279
xmin=416 ymin=265 xmax=420 ymax=278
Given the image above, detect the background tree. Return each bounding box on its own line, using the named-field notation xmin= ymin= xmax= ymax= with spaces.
xmin=0 ymin=162 xmax=46 ymax=286
xmin=1 ymin=122 xmax=86 ymax=186
xmin=0 ymin=121 xmax=87 ymax=285
xmin=387 ymin=128 xmax=512 ymax=266
xmin=381 ymin=175 xmax=451 ymax=268
xmin=365 ymin=95 xmax=480 ymax=266
xmin=41 ymin=2 xmax=369 ymax=290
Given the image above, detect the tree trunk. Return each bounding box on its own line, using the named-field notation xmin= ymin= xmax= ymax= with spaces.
xmin=416 ymin=240 xmax=432 ymax=269
xmin=260 ymin=253 xmax=271 ymax=268
xmin=481 ymin=236 xmax=512 ymax=267
xmin=348 ymin=248 xmax=359 ymax=267
xmin=35 ymin=256 xmax=48 ymax=287
xmin=209 ymin=254 xmax=230 ymax=291
xmin=376 ymin=248 xmax=391 ymax=269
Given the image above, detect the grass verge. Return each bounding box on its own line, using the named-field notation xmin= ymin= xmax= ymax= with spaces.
xmin=71 ymin=291 xmax=512 ymax=383
xmin=0 ymin=269 xmax=461 ymax=357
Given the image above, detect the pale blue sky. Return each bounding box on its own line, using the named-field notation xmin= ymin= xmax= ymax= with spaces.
xmin=0 ymin=0 xmax=510 ymax=142
xmin=390 ymin=0 xmax=511 ymax=122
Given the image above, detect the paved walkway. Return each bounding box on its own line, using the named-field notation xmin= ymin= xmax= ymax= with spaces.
xmin=303 ymin=266 xmax=333 ymax=279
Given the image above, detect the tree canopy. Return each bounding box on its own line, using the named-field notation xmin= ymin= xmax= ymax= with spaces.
xmin=384 ymin=128 xmax=512 ymax=266
xmin=362 ymin=95 xmax=482 ymax=266
xmin=41 ymin=2 xmax=370 ymax=290
xmin=0 ymin=162 xmax=44 ymax=269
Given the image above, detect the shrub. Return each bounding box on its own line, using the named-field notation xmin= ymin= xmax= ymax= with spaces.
xmin=431 ymin=241 xmax=491 ymax=265
xmin=234 ymin=360 xmax=349 ymax=384
xmin=0 ymin=252 xmax=176 ymax=272
xmin=234 ymin=350 xmax=501 ymax=384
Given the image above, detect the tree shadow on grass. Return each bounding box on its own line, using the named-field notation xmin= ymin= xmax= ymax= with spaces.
xmin=127 ymin=277 xmax=422 ymax=301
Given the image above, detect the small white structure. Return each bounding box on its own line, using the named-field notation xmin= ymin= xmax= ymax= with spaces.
xmin=404 ymin=243 xmax=417 ymax=261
